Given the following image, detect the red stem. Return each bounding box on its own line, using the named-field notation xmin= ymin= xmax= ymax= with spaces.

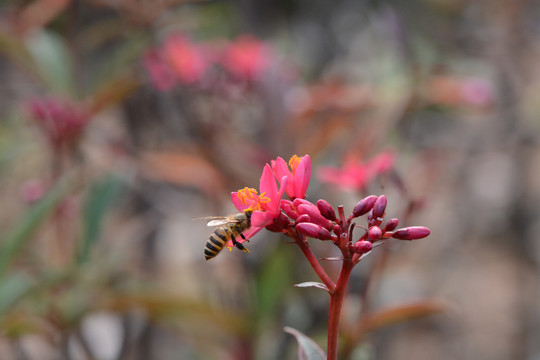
xmin=295 ymin=235 xmax=336 ymax=292
xmin=327 ymin=259 xmax=354 ymax=360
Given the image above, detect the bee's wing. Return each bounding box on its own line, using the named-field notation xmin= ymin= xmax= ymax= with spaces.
xmin=194 ymin=216 xmax=241 ymax=227
xmin=207 ymin=218 xmax=240 ymax=226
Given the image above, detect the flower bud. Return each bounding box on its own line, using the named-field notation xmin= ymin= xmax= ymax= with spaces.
xmin=352 ymin=195 xmax=378 ymax=217
xmin=281 ymin=199 xmax=298 ymax=220
xmin=296 ymin=214 xmax=311 ymax=223
xmin=392 ymin=226 xmax=431 ymax=240
xmin=368 ymin=226 xmax=382 ymax=241
xmin=316 ymin=199 xmax=336 ymax=221
xmin=293 ymin=198 xmax=313 ymax=207
xmin=352 ymin=240 xmax=373 ymax=254
xmin=372 ymin=195 xmax=387 ymax=219
xmin=383 ymin=218 xmax=399 ymax=232
xmin=273 ymin=213 xmax=290 ymax=229
xmin=296 ymin=222 xmax=333 ymax=240
xmin=333 ymin=224 xmax=342 ymax=236
xmin=297 ymin=204 xmax=333 ymax=229
xmin=265 ymin=224 xmax=281 ymax=232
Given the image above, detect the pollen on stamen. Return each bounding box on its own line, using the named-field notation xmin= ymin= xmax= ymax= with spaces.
xmin=236 ymin=187 xmax=271 ymax=212
xmin=289 ymin=155 xmax=301 ymax=173
xmin=258 ymin=192 xmax=271 ymax=204
xmin=237 ymin=187 xmax=257 ymax=204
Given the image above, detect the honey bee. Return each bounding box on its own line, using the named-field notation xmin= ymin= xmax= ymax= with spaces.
xmin=204 ymin=209 xmax=253 ymax=260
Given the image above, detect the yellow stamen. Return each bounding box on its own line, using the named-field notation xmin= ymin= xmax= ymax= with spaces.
xmin=236 ymin=187 xmax=271 ymax=212
xmin=288 ymin=155 xmax=302 ymax=174
xmin=258 ymin=192 xmax=271 ymax=203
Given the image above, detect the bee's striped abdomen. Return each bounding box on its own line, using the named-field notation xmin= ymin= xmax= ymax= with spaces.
xmin=204 ymin=226 xmax=231 ymax=260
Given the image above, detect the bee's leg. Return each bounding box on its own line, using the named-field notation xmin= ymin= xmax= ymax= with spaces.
xmin=240 ymin=233 xmax=249 ymax=242
xmin=232 ymin=234 xmax=250 ymax=253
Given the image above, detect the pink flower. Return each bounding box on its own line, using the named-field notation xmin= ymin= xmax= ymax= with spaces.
xmin=162 ymin=34 xmax=209 ymax=85
xmin=271 ymin=155 xmax=311 ymax=199
xmin=20 ymin=178 xmax=48 ymax=204
xmin=230 ymin=164 xmax=288 ymax=245
xmin=460 ymin=77 xmax=494 ymax=107
xmin=318 ymin=151 xmax=395 ymax=191
xmin=143 ymin=49 xmax=177 ymax=91
xmin=27 ymin=97 xmax=89 ymax=149
xmin=221 ymin=35 xmax=272 ymax=81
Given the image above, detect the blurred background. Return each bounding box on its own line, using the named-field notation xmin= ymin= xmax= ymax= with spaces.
xmin=0 ymin=0 xmax=539 ymax=359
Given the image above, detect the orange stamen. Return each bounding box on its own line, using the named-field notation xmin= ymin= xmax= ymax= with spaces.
xmin=236 ymin=187 xmax=271 ymax=211
xmin=288 ymin=155 xmax=302 ymax=174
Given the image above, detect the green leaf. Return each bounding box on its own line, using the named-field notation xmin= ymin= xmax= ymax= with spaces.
xmin=25 ymin=30 xmax=74 ymax=94
xmin=77 ymin=175 xmax=123 ymax=263
xmin=0 ymin=272 xmax=35 ymax=315
xmin=0 ymin=179 xmax=70 ymax=278
xmin=284 ymin=326 xmax=325 ymax=360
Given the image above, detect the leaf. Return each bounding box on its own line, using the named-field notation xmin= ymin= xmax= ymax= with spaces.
xmin=0 ymin=272 xmax=35 ymax=315
xmin=25 ymin=29 xmax=74 ymax=94
xmin=294 ymin=282 xmax=329 ymax=292
xmin=284 ymin=326 xmax=325 ymax=360
xmin=358 ymin=300 xmax=448 ymax=334
xmin=139 ymin=151 xmax=226 ymax=198
xmin=15 ymin=0 xmax=70 ymax=35
xmin=0 ymin=178 xmax=70 ymax=278
xmin=319 ymin=256 xmax=343 ymax=261
xmin=86 ymin=36 xmax=146 ymax=100
xmin=77 ymin=175 xmax=124 ymax=263
xmin=87 ymin=72 xmax=141 ymax=116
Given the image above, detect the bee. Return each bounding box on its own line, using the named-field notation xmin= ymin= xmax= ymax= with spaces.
xmin=204 ymin=209 xmax=253 ymax=260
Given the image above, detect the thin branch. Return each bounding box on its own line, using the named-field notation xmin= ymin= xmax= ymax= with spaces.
xmin=292 ymin=231 xmax=336 ymax=293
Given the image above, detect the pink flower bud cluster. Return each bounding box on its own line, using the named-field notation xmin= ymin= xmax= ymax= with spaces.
xmin=347 ymin=195 xmax=431 ymax=256
xmin=274 ymin=192 xmax=431 ymax=259
xmin=26 ymin=98 xmax=89 ymax=150
xmin=222 ymin=154 xmax=431 ymax=259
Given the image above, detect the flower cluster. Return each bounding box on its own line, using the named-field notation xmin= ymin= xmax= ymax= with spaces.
xmin=215 ymin=154 xmax=431 ymax=360
xmin=224 ymin=154 xmax=430 ymax=254
xmin=26 ymin=97 xmax=89 ymax=150
xmin=143 ymin=33 xmax=275 ymax=91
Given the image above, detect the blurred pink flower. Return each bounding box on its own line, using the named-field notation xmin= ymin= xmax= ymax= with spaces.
xmin=20 ymin=178 xmax=47 ymax=204
xmin=221 ymin=35 xmax=272 ymax=81
xmin=424 ymin=75 xmax=494 ymax=108
xmin=27 ymin=97 xmax=89 ymax=149
xmin=460 ymin=77 xmax=494 ymax=107
xmin=271 ymin=154 xmax=311 ymax=199
xmin=162 ymin=34 xmax=209 ymax=85
xmin=143 ymin=49 xmax=177 ymax=91
xmin=231 ymin=165 xmax=288 ymax=245
xmin=318 ymin=151 xmax=395 ymax=191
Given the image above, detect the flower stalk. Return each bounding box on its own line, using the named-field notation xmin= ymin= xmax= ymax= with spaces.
xmin=327 ymin=259 xmax=354 ymax=360
xmin=209 ymin=154 xmax=431 ymax=359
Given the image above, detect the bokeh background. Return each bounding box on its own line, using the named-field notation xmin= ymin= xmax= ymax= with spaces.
xmin=0 ymin=1 xmax=539 ymax=359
